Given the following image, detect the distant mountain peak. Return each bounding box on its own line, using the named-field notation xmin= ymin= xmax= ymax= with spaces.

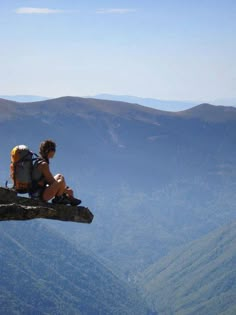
xmin=0 ymin=95 xmax=48 ymax=103
xmin=93 ymin=94 xmax=197 ymax=112
xmin=180 ymin=102 xmax=236 ymax=122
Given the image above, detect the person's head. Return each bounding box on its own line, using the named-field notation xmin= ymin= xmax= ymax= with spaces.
xmin=39 ymin=139 xmax=56 ymax=160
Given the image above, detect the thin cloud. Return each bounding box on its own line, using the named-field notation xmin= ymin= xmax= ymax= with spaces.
xmin=16 ymin=7 xmax=66 ymax=14
xmin=96 ymin=8 xmax=136 ymax=14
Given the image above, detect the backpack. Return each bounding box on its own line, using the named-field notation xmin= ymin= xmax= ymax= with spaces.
xmin=10 ymin=145 xmax=37 ymax=193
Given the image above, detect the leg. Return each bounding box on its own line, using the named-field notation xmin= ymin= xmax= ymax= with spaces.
xmin=42 ymin=174 xmax=66 ymax=201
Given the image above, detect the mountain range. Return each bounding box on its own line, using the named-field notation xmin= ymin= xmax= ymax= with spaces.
xmin=0 ymin=95 xmax=48 ymax=103
xmin=94 ymin=94 xmax=236 ymax=108
xmin=0 ymin=94 xmax=197 ymax=112
xmin=1 ymin=94 xmax=235 ymax=110
xmin=0 ymin=96 xmax=236 ymax=314
xmin=93 ymin=94 xmax=198 ymax=111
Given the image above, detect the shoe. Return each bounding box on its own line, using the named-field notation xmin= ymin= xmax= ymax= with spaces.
xmin=69 ymin=196 xmax=82 ymax=206
xmin=52 ymin=194 xmax=71 ymax=205
xmin=52 ymin=194 xmax=81 ymax=206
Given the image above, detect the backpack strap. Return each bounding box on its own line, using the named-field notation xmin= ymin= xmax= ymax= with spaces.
xmin=31 ymin=157 xmax=47 ymax=191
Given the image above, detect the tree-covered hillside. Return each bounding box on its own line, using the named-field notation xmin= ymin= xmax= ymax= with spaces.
xmin=0 ymin=221 xmax=149 ymax=315
xmin=139 ymin=221 xmax=236 ymax=315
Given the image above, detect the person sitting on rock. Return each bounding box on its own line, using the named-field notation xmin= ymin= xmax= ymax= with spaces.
xmin=31 ymin=139 xmax=81 ymax=206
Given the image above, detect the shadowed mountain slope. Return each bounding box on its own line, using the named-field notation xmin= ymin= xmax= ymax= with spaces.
xmin=0 ymin=220 xmax=149 ymax=315
xmin=139 ymin=221 xmax=236 ymax=315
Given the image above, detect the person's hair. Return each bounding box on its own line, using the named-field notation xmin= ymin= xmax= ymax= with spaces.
xmin=39 ymin=139 xmax=56 ymax=160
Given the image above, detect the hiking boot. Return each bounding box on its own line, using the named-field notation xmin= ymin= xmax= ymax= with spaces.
xmin=52 ymin=194 xmax=81 ymax=206
xmin=69 ymin=196 xmax=82 ymax=206
xmin=52 ymin=194 xmax=71 ymax=205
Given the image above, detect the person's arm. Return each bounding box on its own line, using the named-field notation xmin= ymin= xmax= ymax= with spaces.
xmin=39 ymin=162 xmax=55 ymax=185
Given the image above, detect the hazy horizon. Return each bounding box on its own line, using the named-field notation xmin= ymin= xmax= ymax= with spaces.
xmin=1 ymin=93 xmax=235 ymax=108
xmin=1 ymin=1 xmax=236 ymax=102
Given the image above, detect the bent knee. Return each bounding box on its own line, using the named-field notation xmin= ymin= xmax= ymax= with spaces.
xmin=54 ymin=174 xmax=64 ymax=181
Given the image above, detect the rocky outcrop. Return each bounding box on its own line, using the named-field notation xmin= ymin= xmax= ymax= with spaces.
xmin=0 ymin=187 xmax=93 ymax=223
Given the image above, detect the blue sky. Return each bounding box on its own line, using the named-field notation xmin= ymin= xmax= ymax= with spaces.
xmin=0 ymin=0 xmax=236 ymax=102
